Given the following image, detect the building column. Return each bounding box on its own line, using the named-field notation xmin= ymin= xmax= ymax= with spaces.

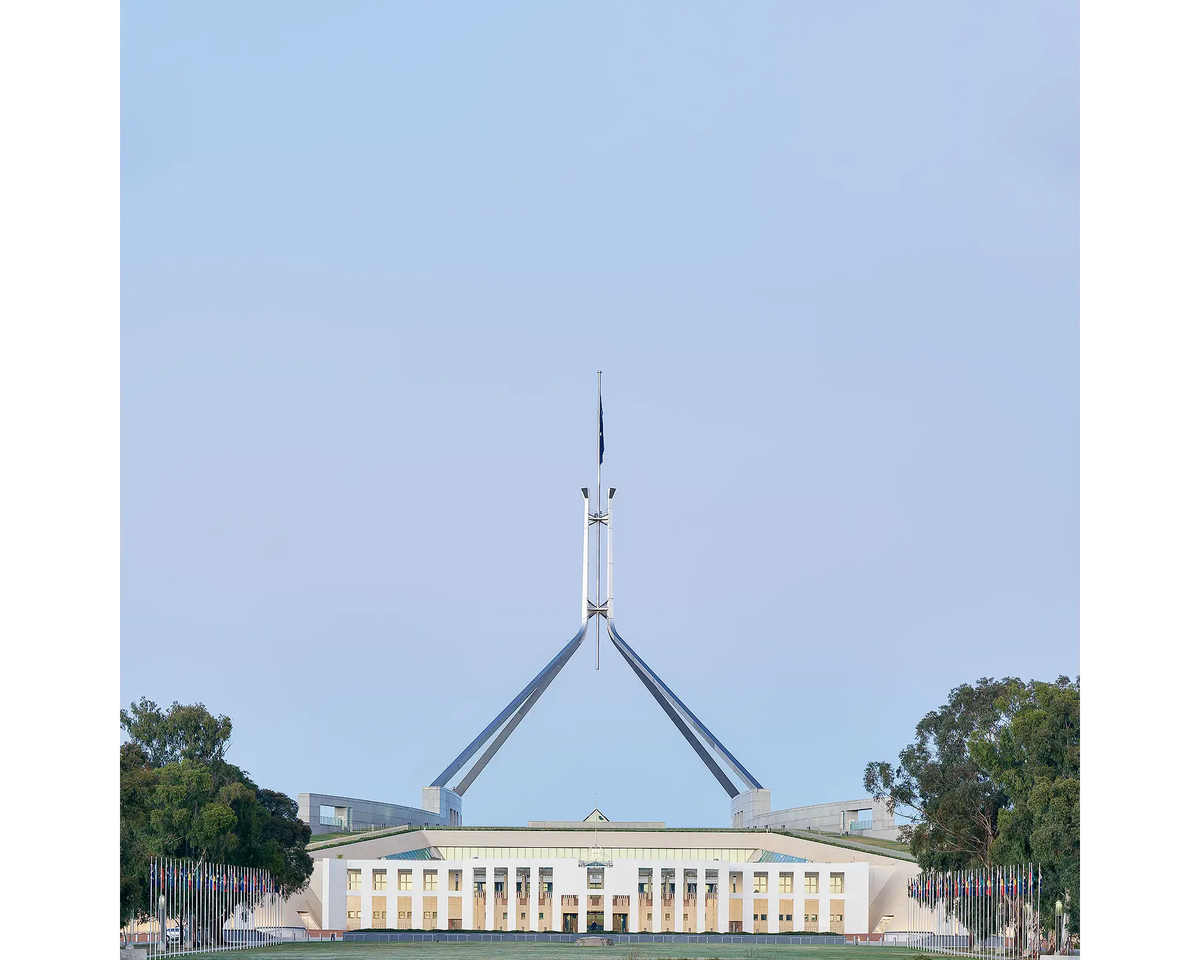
xmin=652 ymin=868 xmax=662 ymax=934
xmin=673 ymin=868 xmax=683 ymax=933
xmin=767 ymin=867 xmax=779 ymax=934
xmin=717 ymin=867 xmax=729 ymax=934
xmin=603 ymin=889 xmax=612 ymax=933
xmin=484 ymin=868 xmax=495 ymax=931
xmin=507 ymin=866 xmax=517 ymax=931
xmin=695 ymin=865 xmax=706 ymax=934
xmin=819 ymin=868 xmax=829 ymax=934
xmin=387 ymin=869 xmax=398 ymax=930
xmin=438 ymin=867 xmax=449 ymax=932
xmin=462 ymin=872 xmax=474 ymax=932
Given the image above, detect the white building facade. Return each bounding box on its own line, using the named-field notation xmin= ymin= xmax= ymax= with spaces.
xmin=284 ymin=825 xmax=916 ymax=936
xmin=309 ymin=856 xmax=869 ymax=935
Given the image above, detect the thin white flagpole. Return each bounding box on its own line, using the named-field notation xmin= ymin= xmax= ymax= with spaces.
xmin=595 ymin=370 xmax=602 ymax=670
xmin=1037 ymin=864 xmax=1042 ymax=958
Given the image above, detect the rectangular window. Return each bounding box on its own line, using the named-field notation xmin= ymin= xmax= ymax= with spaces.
xmin=373 ymin=870 xmax=387 ymax=891
xmin=424 ymin=871 xmax=438 ymax=891
xmin=830 ymin=873 xmax=845 ymax=894
xmin=804 ymin=873 xmax=819 ymax=894
xmin=730 ymin=873 xmax=741 ymax=894
xmin=539 ymin=913 xmax=544 ymax=920
xmin=347 ymin=870 xmax=362 ymax=891
xmin=398 ymin=870 xmax=412 ymax=890
xmin=786 ymin=914 xmax=792 ymax=921
xmin=424 ymin=911 xmax=430 ymax=919
xmin=753 ymin=873 xmax=768 ymax=894
xmin=780 ymin=873 xmax=793 ymax=894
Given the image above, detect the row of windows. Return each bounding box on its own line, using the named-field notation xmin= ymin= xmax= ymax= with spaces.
xmin=348 ymin=869 xmax=464 ymax=892
xmin=353 ymin=871 xmax=843 ymax=896
xmin=731 ymin=872 xmax=842 ymax=895
xmin=439 ymin=847 xmax=754 ymax=862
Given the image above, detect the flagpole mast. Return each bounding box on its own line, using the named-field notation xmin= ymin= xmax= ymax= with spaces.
xmin=596 ymin=370 xmax=602 ymax=671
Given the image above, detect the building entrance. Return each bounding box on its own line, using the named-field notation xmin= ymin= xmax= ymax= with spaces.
xmin=586 ymin=911 xmax=604 ymax=932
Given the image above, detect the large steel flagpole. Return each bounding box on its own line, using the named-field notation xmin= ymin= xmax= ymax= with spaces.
xmin=596 ymin=370 xmax=602 ymax=670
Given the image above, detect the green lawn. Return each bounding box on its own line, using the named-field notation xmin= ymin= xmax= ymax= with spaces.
xmin=180 ymin=943 xmax=915 ymax=960
xmin=826 ymin=836 xmax=910 ymax=854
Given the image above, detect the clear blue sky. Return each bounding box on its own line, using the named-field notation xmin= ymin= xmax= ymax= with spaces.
xmin=121 ymin=1 xmax=1078 ymax=827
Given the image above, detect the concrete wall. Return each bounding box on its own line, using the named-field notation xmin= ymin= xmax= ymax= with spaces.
xmin=749 ymin=798 xmax=900 ymax=841
xmin=298 ymin=793 xmax=450 ymax=835
xmin=731 ymin=789 xmax=771 ymax=828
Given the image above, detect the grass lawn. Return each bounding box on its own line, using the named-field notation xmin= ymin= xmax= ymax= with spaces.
xmin=181 ymin=943 xmax=916 ymax=960
xmin=828 ymin=837 xmax=910 ymax=854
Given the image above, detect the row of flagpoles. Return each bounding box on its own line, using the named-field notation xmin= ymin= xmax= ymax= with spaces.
xmin=130 ymin=857 xmax=284 ymax=954
xmin=907 ymin=862 xmax=1041 ymax=957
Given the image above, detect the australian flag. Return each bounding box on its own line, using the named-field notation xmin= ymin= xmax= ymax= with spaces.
xmin=598 ymin=389 xmax=605 ymax=465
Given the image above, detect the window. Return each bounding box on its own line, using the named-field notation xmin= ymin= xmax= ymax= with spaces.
xmin=347 ymin=870 xmax=362 ymax=891
xmin=804 ymin=913 xmax=818 ymax=924
xmin=424 ymin=871 xmax=438 ymax=891
xmin=730 ymin=873 xmax=741 ymax=893
xmin=753 ymin=873 xmax=768 ymax=894
xmin=398 ymin=870 xmax=412 ymax=890
xmin=373 ymin=910 xmax=385 ymax=921
xmin=424 ymin=911 xmax=431 ymax=919
xmin=520 ymin=912 xmax=525 ymax=920
xmin=539 ymin=913 xmax=544 ymax=920
xmin=786 ymin=914 xmax=793 ymax=921
xmin=347 ymin=910 xmax=360 ymax=920
xmin=830 ymin=873 xmax=844 ymax=894
xmin=804 ymin=873 xmax=819 ymax=893
xmin=373 ymin=870 xmax=387 ymax=891
xmin=683 ymin=914 xmax=688 ymax=921
xmin=780 ymin=873 xmax=793 ymax=893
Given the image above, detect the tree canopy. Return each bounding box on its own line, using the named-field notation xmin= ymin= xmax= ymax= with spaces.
xmin=120 ymin=698 xmax=313 ymax=926
xmin=865 ymin=676 xmax=1080 ymax=937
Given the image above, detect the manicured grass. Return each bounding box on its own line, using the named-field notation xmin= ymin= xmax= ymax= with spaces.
xmin=827 ymin=836 xmax=910 ymax=854
xmin=182 ymin=942 xmax=915 ymax=960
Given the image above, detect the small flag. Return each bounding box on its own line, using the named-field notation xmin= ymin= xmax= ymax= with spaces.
xmin=598 ymin=389 xmax=605 ymax=465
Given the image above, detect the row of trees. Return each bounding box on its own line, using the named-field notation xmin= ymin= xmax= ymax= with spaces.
xmin=864 ymin=676 xmax=1080 ymax=939
xmin=120 ymin=698 xmax=314 ymax=927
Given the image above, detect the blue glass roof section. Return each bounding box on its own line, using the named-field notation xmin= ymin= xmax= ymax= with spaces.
xmin=756 ymin=850 xmax=810 ymax=863
xmin=384 ymin=847 xmax=441 ymax=860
